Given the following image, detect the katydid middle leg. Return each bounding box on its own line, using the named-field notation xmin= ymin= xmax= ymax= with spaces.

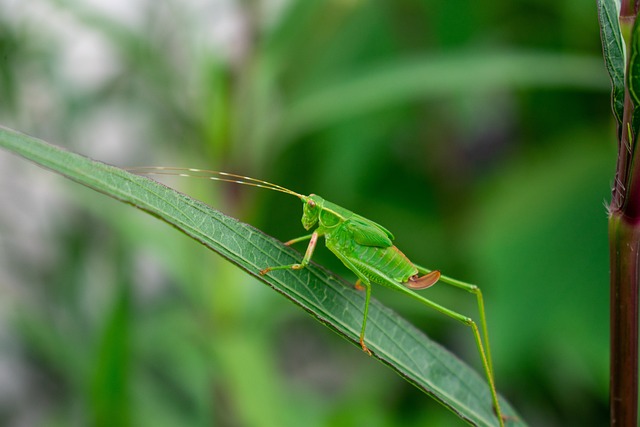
xmin=351 ymin=277 xmax=373 ymax=355
xmin=336 ymin=257 xmax=374 ymax=355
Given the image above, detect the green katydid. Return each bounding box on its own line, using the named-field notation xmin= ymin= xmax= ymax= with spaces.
xmin=128 ymin=167 xmax=505 ymax=426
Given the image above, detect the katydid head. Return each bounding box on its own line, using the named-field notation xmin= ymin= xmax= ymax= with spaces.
xmin=300 ymin=194 xmax=324 ymax=230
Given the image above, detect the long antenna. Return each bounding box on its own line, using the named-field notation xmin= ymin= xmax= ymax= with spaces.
xmin=126 ymin=167 xmax=305 ymax=199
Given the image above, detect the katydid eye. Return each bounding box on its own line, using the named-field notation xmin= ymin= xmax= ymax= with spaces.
xmin=308 ymin=200 xmax=316 ymax=208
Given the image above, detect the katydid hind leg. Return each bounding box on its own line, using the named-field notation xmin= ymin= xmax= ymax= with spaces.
xmin=260 ymin=232 xmax=319 ymax=275
xmin=412 ymin=265 xmax=503 ymax=425
xmin=415 ymin=265 xmax=495 ymax=376
xmin=394 ymin=284 xmax=504 ymax=426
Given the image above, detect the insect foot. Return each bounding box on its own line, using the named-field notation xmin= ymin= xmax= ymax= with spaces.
xmin=259 ymin=267 xmax=271 ymax=275
xmin=498 ymin=412 xmax=518 ymax=424
xmin=359 ymin=337 xmax=373 ymax=356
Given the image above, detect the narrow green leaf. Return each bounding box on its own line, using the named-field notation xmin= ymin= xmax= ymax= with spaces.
xmin=91 ymin=283 xmax=131 ymax=427
xmin=0 ymin=125 xmax=526 ymax=426
xmin=281 ymin=52 xmax=609 ymax=140
xmin=597 ymin=0 xmax=626 ymax=136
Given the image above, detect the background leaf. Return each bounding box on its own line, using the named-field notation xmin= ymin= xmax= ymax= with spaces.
xmin=282 ymin=52 xmax=607 ymax=141
xmin=629 ymin=13 xmax=640 ymax=140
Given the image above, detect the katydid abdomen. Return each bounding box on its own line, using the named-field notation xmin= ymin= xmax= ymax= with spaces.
xmin=325 ymin=222 xmax=420 ymax=286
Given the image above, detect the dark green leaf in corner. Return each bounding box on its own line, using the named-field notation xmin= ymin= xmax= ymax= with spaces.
xmin=0 ymin=125 xmax=526 ymax=427
xmin=597 ymin=0 xmax=626 ymax=137
xmin=629 ymin=13 xmax=640 ymax=140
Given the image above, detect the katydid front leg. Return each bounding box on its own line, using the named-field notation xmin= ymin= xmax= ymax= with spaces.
xmin=261 ymin=233 xmax=373 ymax=356
xmin=283 ymin=234 xmax=314 ymax=246
xmin=259 ymin=232 xmax=319 ymax=275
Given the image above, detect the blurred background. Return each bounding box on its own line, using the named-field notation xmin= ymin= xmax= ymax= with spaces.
xmin=0 ymin=0 xmax=612 ymax=426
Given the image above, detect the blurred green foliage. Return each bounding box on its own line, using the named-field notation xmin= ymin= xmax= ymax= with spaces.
xmin=0 ymin=0 xmax=611 ymax=426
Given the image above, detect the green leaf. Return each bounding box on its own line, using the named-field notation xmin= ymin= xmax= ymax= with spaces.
xmin=0 ymin=125 xmax=526 ymax=426
xmin=597 ymin=0 xmax=626 ymax=136
xmin=629 ymin=14 xmax=640 ymax=139
xmin=91 ymin=283 xmax=131 ymax=427
xmin=281 ymin=52 xmax=609 ymax=140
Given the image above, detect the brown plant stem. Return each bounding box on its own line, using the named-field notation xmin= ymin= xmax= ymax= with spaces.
xmin=610 ymin=212 xmax=640 ymax=426
xmin=610 ymin=4 xmax=640 ymax=424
